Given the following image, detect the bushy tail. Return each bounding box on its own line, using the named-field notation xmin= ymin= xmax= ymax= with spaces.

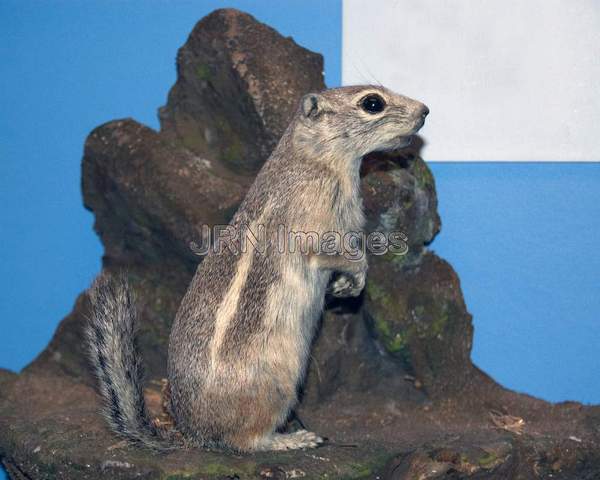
xmin=86 ymin=273 xmax=174 ymax=450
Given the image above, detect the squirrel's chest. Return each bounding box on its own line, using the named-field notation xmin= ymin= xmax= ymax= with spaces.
xmin=332 ymin=186 xmax=365 ymax=233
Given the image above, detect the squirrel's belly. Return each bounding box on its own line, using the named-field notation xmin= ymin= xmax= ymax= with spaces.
xmin=259 ymin=265 xmax=329 ymax=375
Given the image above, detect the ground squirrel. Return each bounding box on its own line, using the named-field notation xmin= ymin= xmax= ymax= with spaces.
xmin=87 ymin=85 xmax=428 ymax=452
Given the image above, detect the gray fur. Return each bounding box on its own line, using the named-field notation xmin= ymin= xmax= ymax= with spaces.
xmin=87 ymin=85 xmax=428 ymax=452
xmin=86 ymin=273 xmax=175 ymax=450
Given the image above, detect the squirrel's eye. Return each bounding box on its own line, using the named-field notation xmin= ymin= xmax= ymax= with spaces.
xmin=360 ymin=94 xmax=386 ymax=114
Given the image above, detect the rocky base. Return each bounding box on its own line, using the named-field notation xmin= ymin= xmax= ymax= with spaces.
xmin=2 ymin=368 xmax=599 ymax=479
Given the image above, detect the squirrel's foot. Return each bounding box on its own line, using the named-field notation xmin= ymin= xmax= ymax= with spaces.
xmin=327 ymin=272 xmax=365 ymax=298
xmin=256 ymin=430 xmax=323 ymax=451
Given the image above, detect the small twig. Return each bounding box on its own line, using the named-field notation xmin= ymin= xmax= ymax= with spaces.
xmin=320 ymin=437 xmax=358 ymax=448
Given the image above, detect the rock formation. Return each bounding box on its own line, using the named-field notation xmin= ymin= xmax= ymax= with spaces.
xmin=1 ymin=9 xmax=599 ymax=480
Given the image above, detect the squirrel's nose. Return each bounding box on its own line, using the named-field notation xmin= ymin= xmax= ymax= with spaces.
xmin=420 ymin=105 xmax=429 ymax=118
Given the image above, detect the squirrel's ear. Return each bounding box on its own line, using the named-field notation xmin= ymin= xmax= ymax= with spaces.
xmin=301 ymin=93 xmax=328 ymax=119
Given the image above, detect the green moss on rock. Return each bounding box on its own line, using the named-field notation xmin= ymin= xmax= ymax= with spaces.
xmin=411 ymin=157 xmax=435 ymax=191
xmin=195 ymin=64 xmax=211 ymax=81
xmin=478 ymin=452 xmax=500 ymax=469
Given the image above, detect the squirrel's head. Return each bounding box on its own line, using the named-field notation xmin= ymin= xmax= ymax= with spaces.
xmin=295 ymin=85 xmax=428 ymax=160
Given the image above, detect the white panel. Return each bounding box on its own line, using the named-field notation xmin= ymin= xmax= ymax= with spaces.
xmin=343 ymin=0 xmax=600 ymax=161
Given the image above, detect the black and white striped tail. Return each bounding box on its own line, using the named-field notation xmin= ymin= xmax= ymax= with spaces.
xmin=86 ymin=273 xmax=171 ymax=450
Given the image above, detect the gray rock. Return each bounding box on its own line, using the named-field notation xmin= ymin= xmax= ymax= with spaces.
xmin=159 ymin=8 xmax=325 ymax=175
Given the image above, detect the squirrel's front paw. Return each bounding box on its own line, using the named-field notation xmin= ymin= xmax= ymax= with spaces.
xmin=327 ymin=272 xmax=365 ymax=298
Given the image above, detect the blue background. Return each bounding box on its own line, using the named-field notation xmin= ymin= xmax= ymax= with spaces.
xmin=430 ymin=163 xmax=600 ymax=402
xmin=1 ymin=6 xmax=599 ymax=475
